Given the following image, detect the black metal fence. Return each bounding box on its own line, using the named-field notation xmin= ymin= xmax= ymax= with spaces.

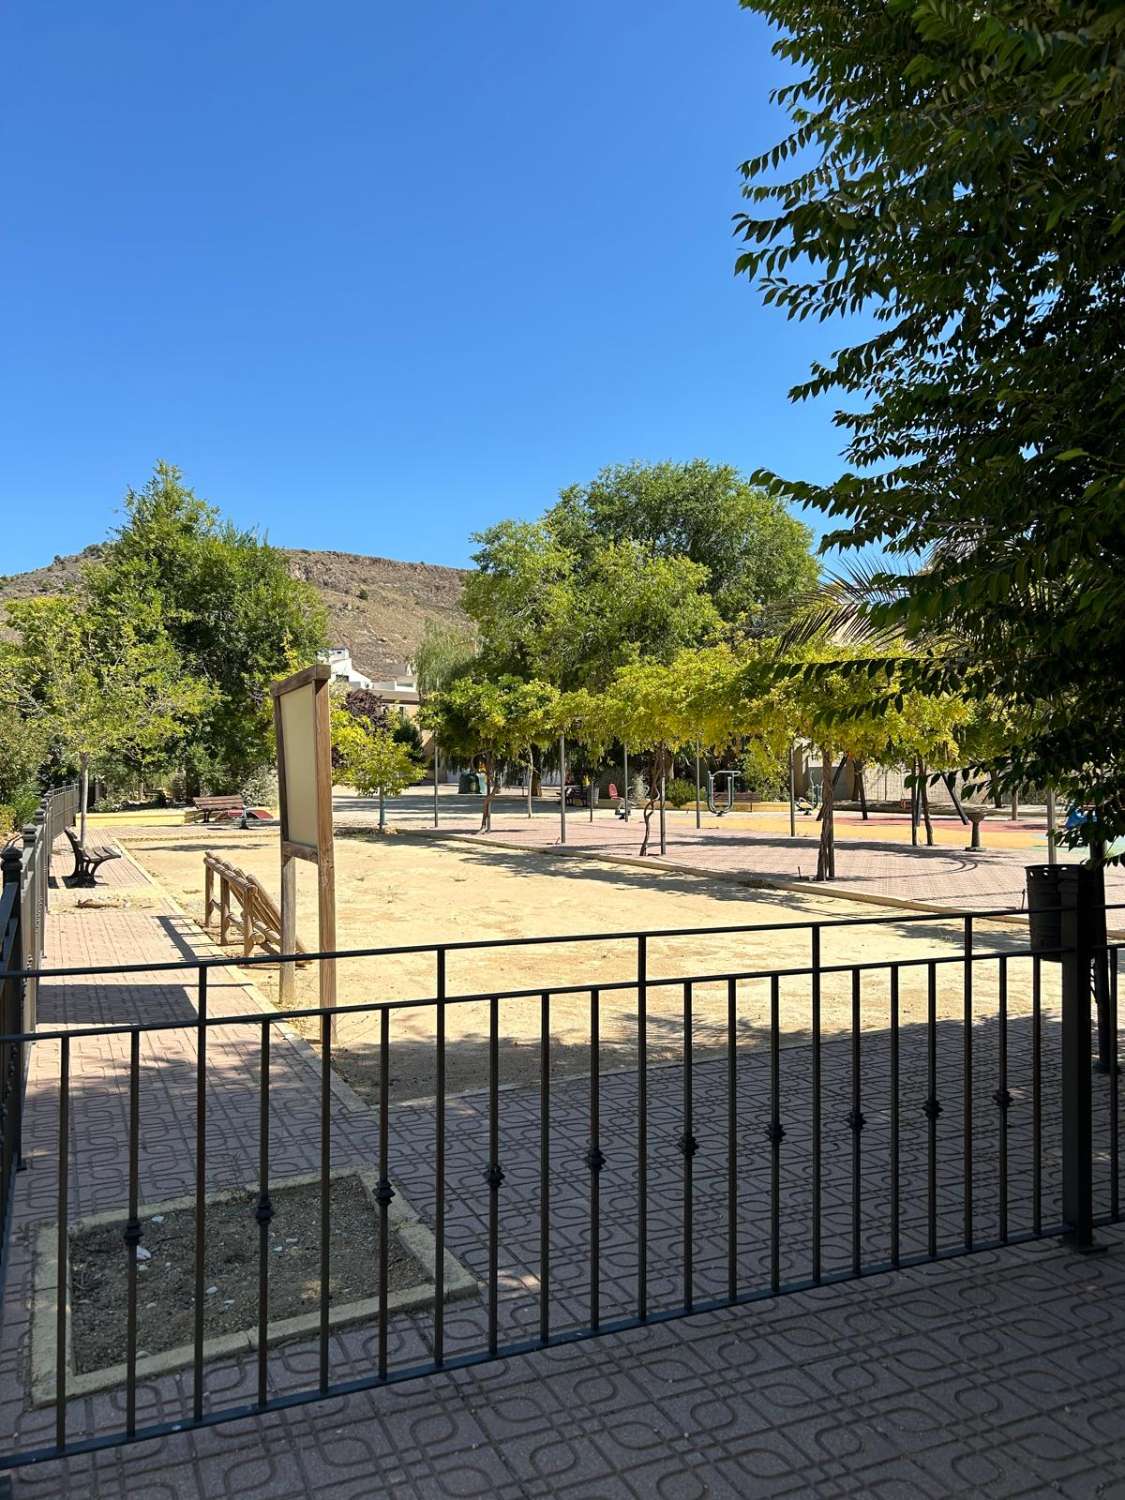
xmin=0 ymin=881 xmax=1120 ymax=1471
xmin=0 ymin=784 xmax=77 ymax=1276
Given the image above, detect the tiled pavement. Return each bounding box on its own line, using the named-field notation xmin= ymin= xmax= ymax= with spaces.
xmin=334 ymin=792 xmax=1125 ymax=912
xmin=3 ymin=848 xmax=1125 ymax=1495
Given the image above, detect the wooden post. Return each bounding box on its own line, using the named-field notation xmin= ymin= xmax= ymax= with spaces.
xmin=219 ymin=875 xmax=231 ymax=944
xmin=203 ymin=861 xmax=214 ymax=930
xmin=279 ymin=856 xmax=297 ymax=1003
xmin=314 ymin=671 xmax=337 ymax=1016
xmin=243 ymin=883 xmax=255 ymax=959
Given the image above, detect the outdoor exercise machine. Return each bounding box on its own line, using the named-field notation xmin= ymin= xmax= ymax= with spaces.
xmin=706 ymin=770 xmax=741 ymax=816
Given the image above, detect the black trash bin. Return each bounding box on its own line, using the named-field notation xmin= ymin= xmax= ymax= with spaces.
xmin=1026 ymin=862 xmax=1111 ymax=1067
xmin=1025 ymin=864 xmax=1071 ymax=959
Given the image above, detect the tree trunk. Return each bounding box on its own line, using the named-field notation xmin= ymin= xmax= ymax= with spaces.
xmin=920 ymin=761 xmax=934 ymax=845
xmin=526 ymin=747 xmax=534 ymax=818
xmin=943 ymin=771 xmax=968 ymax=824
xmin=79 ymin=752 xmax=89 ymax=846
xmin=378 ymin=786 xmax=386 ymax=832
xmin=815 ymin=746 xmax=835 ymax=879
xmin=659 ymin=746 xmax=667 ymax=855
xmin=855 ymin=759 xmax=868 ymax=820
xmin=1010 ymin=791 xmax=1019 ymax=822
xmin=910 ymin=759 xmax=920 ymax=846
xmin=639 ymin=792 xmax=657 ymax=856
xmin=479 ymin=755 xmax=495 ymax=833
xmin=817 ymin=751 xmax=848 ymax=820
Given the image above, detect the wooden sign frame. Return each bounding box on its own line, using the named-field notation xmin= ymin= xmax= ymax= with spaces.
xmin=271 ymin=663 xmax=336 ymax=1012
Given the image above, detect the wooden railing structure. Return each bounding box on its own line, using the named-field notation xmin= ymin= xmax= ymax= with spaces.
xmin=202 ymin=852 xmax=305 ymax=961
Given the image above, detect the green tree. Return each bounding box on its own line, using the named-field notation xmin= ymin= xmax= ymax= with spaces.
xmin=420 ymin=675 xmax=554 ymax=832
xmin=549 ymin=460 xmax=819 ymax=626
xmin=413 ymin=619 xmax=477 ymax=698
xmin=3 ymin=593 xmax=212 ymax=842
xmin=87 ymin=462 xmax=327 ymax=788
xmin=333 ymin=716 xmax=418 ymax=831
xmin=465 ymin=521 xmax=721 ymax=690
xmin=735 ymin=0 xmax=1125 ymax=849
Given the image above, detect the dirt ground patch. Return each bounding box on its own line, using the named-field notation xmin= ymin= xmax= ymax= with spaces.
xmin=68 ymin=1175 xmax=426 ymax=1373
xmin=121 ymin=825 xmax=1058 ymax=1106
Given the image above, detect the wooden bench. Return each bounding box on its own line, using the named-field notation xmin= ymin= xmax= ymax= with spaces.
xmin=202 ymin=853 xmax=306 ymax=961
xmin=193 ymin=794 xmax=245 ymax=823
xmin=63 ymin=826 xmax=122 ymax=886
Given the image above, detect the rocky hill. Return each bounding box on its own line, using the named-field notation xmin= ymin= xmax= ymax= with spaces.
xmin=0 ymin=546 xmax=469 ymax=676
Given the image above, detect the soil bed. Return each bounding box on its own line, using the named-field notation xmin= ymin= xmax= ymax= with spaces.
xmin=68 ymin=1175 xmax=425 ymax=1373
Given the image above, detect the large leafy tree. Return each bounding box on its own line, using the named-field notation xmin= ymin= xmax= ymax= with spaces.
xmin=735 ymin=0 xmax=1125 ymax=846
xmin=549 ymin=460 xmax=819 ymax=627
xmin=87 ymin=463 xmax=327 ymax=788
xmin=3 ymin=593 xmax=212 ymax=841
xmin=464 ymin=521 xmax=720 ymax=690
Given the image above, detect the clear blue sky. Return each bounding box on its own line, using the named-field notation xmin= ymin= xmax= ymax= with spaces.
xmin=1 ymin=0 xmax=860 ymax=575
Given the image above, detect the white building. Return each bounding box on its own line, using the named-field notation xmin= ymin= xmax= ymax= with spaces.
xmin=319 ymin=647 xmax=419 ymax=707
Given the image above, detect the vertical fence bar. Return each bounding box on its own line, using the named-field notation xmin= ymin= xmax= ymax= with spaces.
xmin=680 ymin=980 xmax=695 ymax=1310
xmin=193 ymin=967 xmax=207 ymax=1422
xmin=768 ymin=974 xmax=781 ymax=1295
xmin=487 ymin=996 xmax=502 ymax=1356
xmin=125 ymin=1029 xmax=141 ymax=1436
xmin=637 ymin=935 xmax=648 ymax=1319
xmin=963 ymin=916 xmax=974 ymax=1250
xmin=256 ymin=1019 xmax=271 ymax=1408
xmin=55 ymin=1035 xmax=70 ymax=1450
xmin=890 ymin=965 xmax=900 ymax=1269
xmin=319 ymin=1010 xmax=331 ymax=1392
xmin=727 ymin=976 xmax=737 ymax=1301
xmin=995 ymin=956 xmax=1009 ymax=1244
xmin=377 ymin=1006 xmax=391 ymax=1380
xmin=1060 ymin=876 xmax=1094 ymax=1246
xmin=433 ymin=949 xmax=446 ymax=1364
xmin=588 ymin=988 xmax=602 ymax=1329
xmin=849 ymin=968 xmax=863 ymax=1276
xmin=925 ymin=961 xmax=939 ymax=1259
xmin=1033 ymin=955 xmax=1042 ymax=1235
xmin=540 ymin=990 xmax=551 ymax=1345
xmin=811 ymin=926 xmax=822 ymax=1284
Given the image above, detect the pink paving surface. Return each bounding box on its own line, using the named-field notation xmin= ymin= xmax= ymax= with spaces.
xmin=334 ymin=792 xmax=1125 ymax=914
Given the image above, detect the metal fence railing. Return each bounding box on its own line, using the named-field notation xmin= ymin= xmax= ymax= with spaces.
xmin=0 ymin=887 xmax=1119 ymax=1470
xmin=0 ymin=783 xmax=78 ymax=1282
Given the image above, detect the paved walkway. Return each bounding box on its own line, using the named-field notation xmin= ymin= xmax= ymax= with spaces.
xmin=3 ymin=847 xmax=1125 ymax=1495
xmin=335 ymin=792 xmax=1125 ymax=912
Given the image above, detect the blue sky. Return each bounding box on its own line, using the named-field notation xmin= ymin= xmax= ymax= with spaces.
xmin=1 ymin=1 xmax=860 ymax=575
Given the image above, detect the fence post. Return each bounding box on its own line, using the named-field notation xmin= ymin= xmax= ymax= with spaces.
xmin=1059 ymin=866 xmax=1099 ymax=1248
xmin=2 ymin=841 xmax=26 ymax=1178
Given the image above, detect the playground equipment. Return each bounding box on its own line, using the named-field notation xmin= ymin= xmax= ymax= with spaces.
xmin=706 ymin=770 xmax=740 ymax=816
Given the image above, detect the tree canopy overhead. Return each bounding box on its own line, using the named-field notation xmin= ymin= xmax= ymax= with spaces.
xmin=86 ymin=462 xmax=328 ymax=787
xmin=735 ymin=0 xmax=1125 ymax=844
xmin=548 ymin=460 xmax=819 ymax=627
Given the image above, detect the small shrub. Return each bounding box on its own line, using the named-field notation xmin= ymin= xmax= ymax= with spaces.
xmin=240 ymin=765 xmax=279 ymax=808
xmin=357 ymin=586 xmax=369 ymax=600
xmin=664 ymin=777 xmax=697 ymax=809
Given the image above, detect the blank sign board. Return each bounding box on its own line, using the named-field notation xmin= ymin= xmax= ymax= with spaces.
xmin=278 ymin=681 xmax=318 ymax=850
